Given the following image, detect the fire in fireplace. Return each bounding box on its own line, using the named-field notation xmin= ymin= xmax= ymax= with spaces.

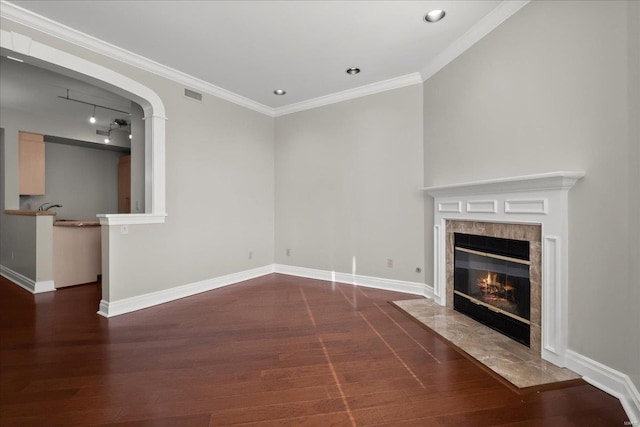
xmin=454 ymin=233 xmax=531 ymax=346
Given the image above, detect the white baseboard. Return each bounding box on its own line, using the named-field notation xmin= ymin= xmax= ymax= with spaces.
xmin=274 ymin=263 xmax=434 ymax=298
xmin=97 ymin=264 xmax=275 ymax=317
xmin=566 ymin=349 xmax=640 ymax=425
xmin=34 ymin=280 xmax=55 ymax=293
xmin=97 ymin=263 xmax=432 ymax=318
xmin=0 ymin=264 xmax=56 ymax=294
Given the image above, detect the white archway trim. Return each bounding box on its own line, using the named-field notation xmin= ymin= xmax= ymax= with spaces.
xmin=0 ymin=29 xmax=167 ymax=225
xmin=0 ymin=1 xmax=274 ymax=117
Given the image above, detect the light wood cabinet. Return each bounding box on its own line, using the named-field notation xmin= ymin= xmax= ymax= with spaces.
xmin=53 ymin=225 xmax=101 ymax=288
xmin=118 ymin=155 xmax=131 ymax=213
xmin=19 ymin=131 xmax=46 ymax=195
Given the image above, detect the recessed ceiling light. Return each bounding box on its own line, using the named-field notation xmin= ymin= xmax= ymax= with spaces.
xmin=424 ymin=9 xmax=446 ymax=23
xmin=346 ymin=67 xmax=361 ymax=75
xmin=273 ymin=89 xmax=286 ymax=95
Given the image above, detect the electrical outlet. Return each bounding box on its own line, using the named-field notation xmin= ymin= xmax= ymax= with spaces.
xmin=120 ymin=225 xmax=129 ymax=235
xmin=286 ymin=248 xmax=291 ymax=256
xmin=11 ymin=251 xmax=14 ymax=260
xmin=249 ymin=251 xmax=253 ymax=260
xmin=386 ymin=258 xmax=393 ymax=268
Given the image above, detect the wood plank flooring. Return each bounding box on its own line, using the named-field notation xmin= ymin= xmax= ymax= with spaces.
xmin=0 ymin=274 xmax=628 ymax=426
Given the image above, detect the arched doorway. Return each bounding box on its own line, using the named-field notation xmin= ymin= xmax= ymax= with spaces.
xmin=1 ymin=29 xmax=167 ymax=314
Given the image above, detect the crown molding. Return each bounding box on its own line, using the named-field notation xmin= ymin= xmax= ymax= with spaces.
xmin=274 ymin=73 xmax=423 ymax=117
xmin=0 ymin=1 xmax=276 ymax=117
xmin=1 ymin=0 xmax=528 ymax=118
xmin=421 ymin=0 xmax=530 ymax=81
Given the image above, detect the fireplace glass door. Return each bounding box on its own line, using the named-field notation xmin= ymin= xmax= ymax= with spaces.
xmin=454 ymin=233 xmax=531 ymax=346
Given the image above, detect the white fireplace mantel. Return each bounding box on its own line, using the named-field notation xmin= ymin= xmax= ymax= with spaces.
xmin=422 ymin=171 xmax=585 ymax=198
xmin=422 ymin=171 xmax=585 ymax=368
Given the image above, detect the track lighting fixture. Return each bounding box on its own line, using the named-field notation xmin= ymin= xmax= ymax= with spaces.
xmin=58 ymin=89 xmax=130 ymax=126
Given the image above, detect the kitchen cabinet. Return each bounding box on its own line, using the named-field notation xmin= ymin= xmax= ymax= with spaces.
xmin=53 ymin=222 xmax=101 ymax=288
xmin=19 ymin=131 xmax=45 ymax=195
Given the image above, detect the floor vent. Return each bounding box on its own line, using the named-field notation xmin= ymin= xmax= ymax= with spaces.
xmin=184 ymin=88 xmax=203 ymax=102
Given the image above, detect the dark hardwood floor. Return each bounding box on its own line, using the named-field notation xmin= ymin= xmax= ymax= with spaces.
xmin=0 ymin=274 xmax=628 ymax=426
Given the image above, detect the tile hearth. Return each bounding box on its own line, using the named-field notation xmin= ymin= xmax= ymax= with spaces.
xmin=392 ymin=298 xmax=581 ymax=389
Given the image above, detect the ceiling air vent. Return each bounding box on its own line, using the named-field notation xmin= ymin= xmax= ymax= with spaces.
xmin=184 ymin=88 xmax=203 ymax=102
xmin=96 ymin=129 xmax=109 ymax=136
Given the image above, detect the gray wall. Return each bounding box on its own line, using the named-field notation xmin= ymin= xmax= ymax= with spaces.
xmin=0 ymin=17 xmax=276 ymax=302
xmin=0 ymin=133 xmax=37 ymax=280
xmin=104 ymin=92 xmax=275 ymax=301
xmin=1 ymin=107 xmax=124 ymax=220
xmin=0 ymin=106 xmax=132 ymax=212
xmin=275 ymin=85 xmax=425 ymax=283
xmin=422 ymin=0 xmax=639 ymax=389
xmin=39 ymin=143 xmax=122 ymax=220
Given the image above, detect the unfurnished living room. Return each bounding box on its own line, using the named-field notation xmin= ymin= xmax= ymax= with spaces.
xmin=0 ymin=1 xmax=638 ymax=426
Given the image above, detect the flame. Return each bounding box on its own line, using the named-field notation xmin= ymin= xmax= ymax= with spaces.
xmin=485 ymin=272 xmax=497 ymax=285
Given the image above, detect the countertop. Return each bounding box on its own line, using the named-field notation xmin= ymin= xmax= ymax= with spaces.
xmin=54 ymin=220 xmax=100 ymax=227
xmin=5 ymin=210 xmax=56 ymax=216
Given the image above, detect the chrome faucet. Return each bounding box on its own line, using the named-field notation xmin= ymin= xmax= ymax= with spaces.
xmin=38 ymin=203 xmax=63 ymax=211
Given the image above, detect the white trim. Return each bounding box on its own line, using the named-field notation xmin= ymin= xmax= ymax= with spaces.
xmin=0 ymin=1 xmax=274 ymax=117
xmin=423 ymin=171 xmax=585 ymax=198
xmin=505 ymin=199 xmax=548 ymax=214
xmin=566 ymin=350 xmax=640 ymax=426
xmin=97 ymin=213 xmax=167 ymax=226
xmin=97 ymin=300 xmax=110 ymax=318
xmin=97 ymin=265 xmax=275 ymax=317
xmin=467 ymin=200 xmax=498 ymax=213
xmin=433 ymin=224 xmax=443 ymax=303
xmin=274 ymin=264 xmax=432 ymax=298
xmin=438 ymin=201 xmax=462 ymax=213
xmin=0 ymin=264 xmax=56 ymax=293
xmin=421 ymin=0 xmax=530 ymax=81
xmin=542 ymin=236 xmax=562 ymax=363
xmin=34 ymin=279 xmax=55 ymax=293
xmin=273 ymin=73 xmax=423 ymax=117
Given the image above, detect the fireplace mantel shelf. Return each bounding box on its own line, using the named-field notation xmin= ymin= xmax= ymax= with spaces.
xmin=421 ymin=171 xmax=585 ymax=198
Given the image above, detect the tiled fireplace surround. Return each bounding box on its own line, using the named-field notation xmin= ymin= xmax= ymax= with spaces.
xmin=445 ymin=220 xmax=542 ymax=355
xmin=423 ymin=172 xmax=584 ymax=368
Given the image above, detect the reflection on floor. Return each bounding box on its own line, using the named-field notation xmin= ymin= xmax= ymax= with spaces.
xmin=393 ymin=298 xmax=581 ymax=389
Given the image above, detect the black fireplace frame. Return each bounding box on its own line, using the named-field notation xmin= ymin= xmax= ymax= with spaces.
xmin=453 ymin=233 xmax=531 ymax=347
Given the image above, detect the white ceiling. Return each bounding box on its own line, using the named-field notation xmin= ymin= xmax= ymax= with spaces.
xmin=0 ymin=56 xmax=131 ymax=142
xmin=4 ymin=0 xmax=524 ymax=112
xmin=0 ymin=55 xmax=132 ymax=132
